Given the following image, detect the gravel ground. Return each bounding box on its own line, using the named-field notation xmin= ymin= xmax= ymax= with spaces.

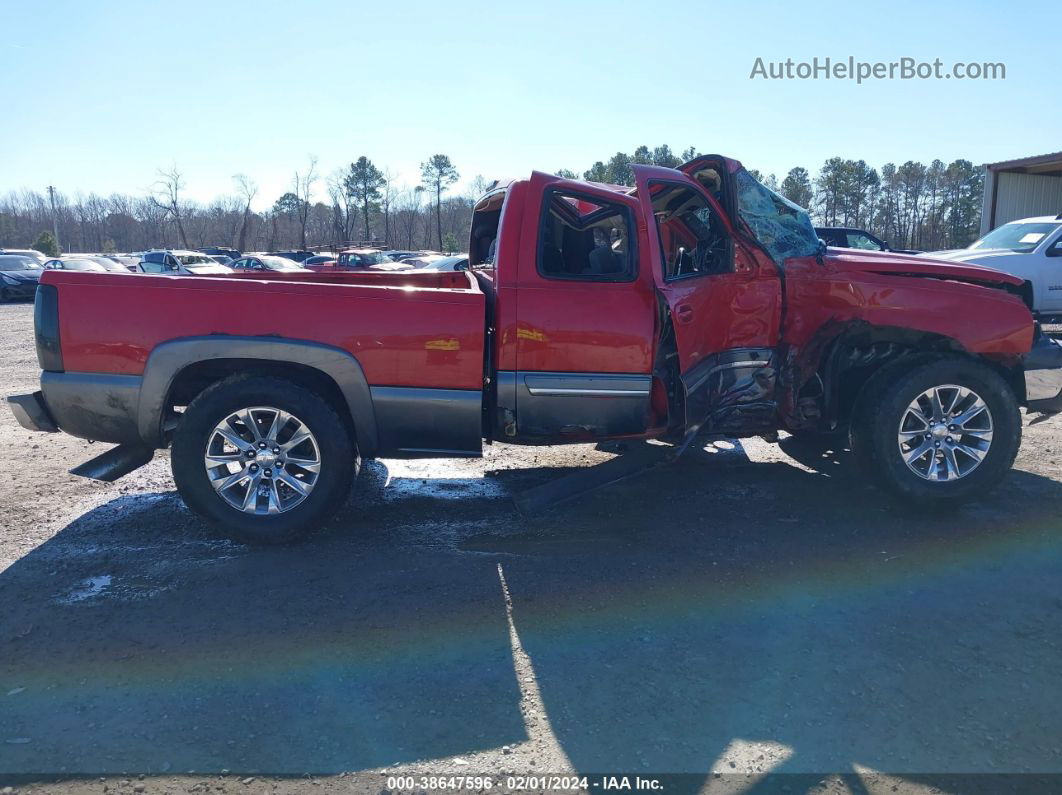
xmin=0 ymin=300 xmax=1060 ymax=795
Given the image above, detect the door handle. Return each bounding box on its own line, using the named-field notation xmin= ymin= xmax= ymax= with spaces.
xmin=675 ymin=303 xmax=695 ymax=324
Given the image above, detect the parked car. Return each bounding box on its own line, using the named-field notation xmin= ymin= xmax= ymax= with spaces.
xmin=10 ymin=155 xmax=1062 ymax=544
xmin=302 ymin=254 xmax=337 ymax=268
xmin=62 ymin=254 xmax=132 ymax=273
xmin=403 ymin=254 xmax=470 ymax=271
xmin=231 ymin=254 xmax=310 ymax=272
xmin=335 ymin=248 xmax=396 ymax=268
xmin=197 ymin=246 xmax=241 ymax=260
xmin=815 ymin=227 xmax=921 ymax=255
xmin=139 ymin=250 xmax=234 ymax=275
xmin=270 ymin=250 xmax=315 ymax=263
xmin=921 ymin=215 xmax=1062 ymax=317
xmin=0 ymin=254 xmax=43 ymax=301
xmin=105 ymin=255 xmax=143 ymax=272
xmin=42 ymin=257 xmax=108 ymax=273
xmin=0 ymin=248 xmax=48 ymax=265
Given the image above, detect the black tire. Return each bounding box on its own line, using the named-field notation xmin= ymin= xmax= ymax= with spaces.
xmin=849 ymin=356 xmax=1020 ymax=504
xmin=171 ymin=374 xmax=358 ymax=544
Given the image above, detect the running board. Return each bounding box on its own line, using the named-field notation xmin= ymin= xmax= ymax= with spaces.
xmin=70 ymin=444 xmax=155 ymax=482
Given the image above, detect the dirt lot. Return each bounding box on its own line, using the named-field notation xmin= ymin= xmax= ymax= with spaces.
xmin=1 ymin=300 xmax=1061 ymax=794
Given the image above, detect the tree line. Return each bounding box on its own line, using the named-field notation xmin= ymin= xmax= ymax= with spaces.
xmin=0 ymin=146 xmax=983 ymax=256
xmin=571 ymin=145 xmax=984 ymax=251
xmin=0 ymin=154 xmax=477 ymax=256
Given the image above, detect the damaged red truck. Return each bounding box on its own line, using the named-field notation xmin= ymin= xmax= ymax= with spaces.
xmin=10 ymin=156 xmax=1062 ymax=542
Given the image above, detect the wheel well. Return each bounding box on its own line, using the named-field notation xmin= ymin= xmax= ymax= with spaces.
xmin=810 ymin=327 xmax=1022 ymax=429
xmin=164 ymin=359 xmax=355 ymax=441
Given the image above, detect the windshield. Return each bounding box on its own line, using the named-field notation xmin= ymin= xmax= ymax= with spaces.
xmin=177 ymin=254 xmax=215 ymax=265
xmin=970 ymin=222 xmax=1061 ymax=253
xmin=734 ymin=169 xmax=821 ymax=265
xmin=0 ymin=256 xmax=41 ymax=271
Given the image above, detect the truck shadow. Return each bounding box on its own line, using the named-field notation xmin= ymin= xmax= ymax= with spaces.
xmin=1 ymin=442 xmax=1060 ymax=788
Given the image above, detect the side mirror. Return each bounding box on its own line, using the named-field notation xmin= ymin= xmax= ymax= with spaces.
xmin=881 ymin=240 xmax=890 ymax=251
xmin=1047 ymin=242 xmax=1062 ymax=258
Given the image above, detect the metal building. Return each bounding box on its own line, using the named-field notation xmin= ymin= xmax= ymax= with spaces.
xmin=981 ymin=151 xmax=1062 ymax=234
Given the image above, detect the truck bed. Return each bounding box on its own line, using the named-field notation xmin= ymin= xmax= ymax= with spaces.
xmin=42 ymin=269 xmax=486 ymax=390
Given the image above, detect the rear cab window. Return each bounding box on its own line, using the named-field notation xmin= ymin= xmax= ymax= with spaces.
xmin=536 ymin=190 xmax=635 ymax=282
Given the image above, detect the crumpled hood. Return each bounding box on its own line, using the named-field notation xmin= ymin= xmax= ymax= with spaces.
xmin=0 ymin=269 xmax=42 ymax=282
xmin=825 ymin=247 xmax=1023 ymax=287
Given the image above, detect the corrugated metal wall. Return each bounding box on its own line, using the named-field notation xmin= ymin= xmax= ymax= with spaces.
xmin=994 ymin=172 xmax=1062 ymax=226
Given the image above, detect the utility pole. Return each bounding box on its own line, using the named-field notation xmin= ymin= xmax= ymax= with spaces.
xmin=46 ymin=185 xmax=61 ymax=253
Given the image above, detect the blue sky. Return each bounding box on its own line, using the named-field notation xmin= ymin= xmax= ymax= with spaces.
xmin=2 ymin=0 xmax=1057 ymax=208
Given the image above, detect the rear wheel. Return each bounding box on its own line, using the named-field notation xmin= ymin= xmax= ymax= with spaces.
xmin=171 ymin=375 xmax=358 ymax=544
xmin=850 ymin=357 xmax=1020 ymax=504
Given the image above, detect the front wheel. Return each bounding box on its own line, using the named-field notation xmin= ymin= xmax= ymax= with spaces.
xmin=850 ymin=357 xmax=1021 ymax=504
xmin=171 ymin=375 xmax=358 ymax=544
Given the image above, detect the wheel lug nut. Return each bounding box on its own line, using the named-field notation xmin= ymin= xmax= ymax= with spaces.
xmin=946 ymin=436 xmax=953 ymax=443
xmin=934 ymin=441 xmax=941 ymax=448
xmin=249 ymin=463 xmax=258 ymax=471
xmin=265 ymin=469 xmax=272 ymax=477
xmin=924 ymin=433 xmax=931 ymax=439
xmin=273 ymin=448 xmax=280 ymax=454
xmin=259 ymin=442 xmax=267 ymax=449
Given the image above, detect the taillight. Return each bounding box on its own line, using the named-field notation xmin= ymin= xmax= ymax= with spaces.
xmin=34 ymin=284 xmax=63 ymax=371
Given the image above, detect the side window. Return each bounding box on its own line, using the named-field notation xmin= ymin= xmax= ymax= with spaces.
xmin=232 ymin=258 xmax=247 ymax=269
xmin=847 ymin=232 xmax=883 ymax=251
xmin=650 ymin=182 xmax=732 ymax=280
xmin=537 ymin=190 xmax=634 ymax=282
xmin=164 ymin=255 xmax=179 ymax=269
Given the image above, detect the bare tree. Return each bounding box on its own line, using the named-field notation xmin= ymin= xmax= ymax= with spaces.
xmin=233 ymin=174 xmax=258 ymax=251
xmin=381 ymin=168 xmax=396 ymax=245
xmin=292 ymin=156 xmax=318 ymax=249
xmin=149 ymin=165 xmax=190 ymax=248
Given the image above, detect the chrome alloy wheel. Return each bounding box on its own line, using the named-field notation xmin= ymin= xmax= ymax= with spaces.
xmin=204 ymin=406 xmax=321 ymax=514
xmin=897 ymin=384 xmax=994 ymax=482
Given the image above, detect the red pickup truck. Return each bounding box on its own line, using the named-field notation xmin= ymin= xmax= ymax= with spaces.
xmin=10 ymin=155 xmax=1062 ymax=543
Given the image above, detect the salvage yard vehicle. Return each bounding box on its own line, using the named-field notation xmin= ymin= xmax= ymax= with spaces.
xmin=922 ymin=215 xmax=1062 ymax=318
xmin=230 ymin=254 xmax=310 ymax=272
xmin=42 ymin=257 xmax=108 ymax=273
xmin=0 ymin=254 xmax=43 ymax=301
xmin=139 ymin=250 xmax=234 ymax=275
xmin=815 ymin=226 xmax=921 ymax=255
xmin=9 ymin=156 xmax=1062 ymax=543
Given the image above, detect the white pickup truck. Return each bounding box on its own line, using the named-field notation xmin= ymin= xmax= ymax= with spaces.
xmin=924 ymin=215 xmax=1062 ymax=317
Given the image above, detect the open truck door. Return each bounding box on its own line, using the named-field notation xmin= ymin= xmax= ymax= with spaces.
xmin=631 ymin=162 xmax=783 ymax=437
